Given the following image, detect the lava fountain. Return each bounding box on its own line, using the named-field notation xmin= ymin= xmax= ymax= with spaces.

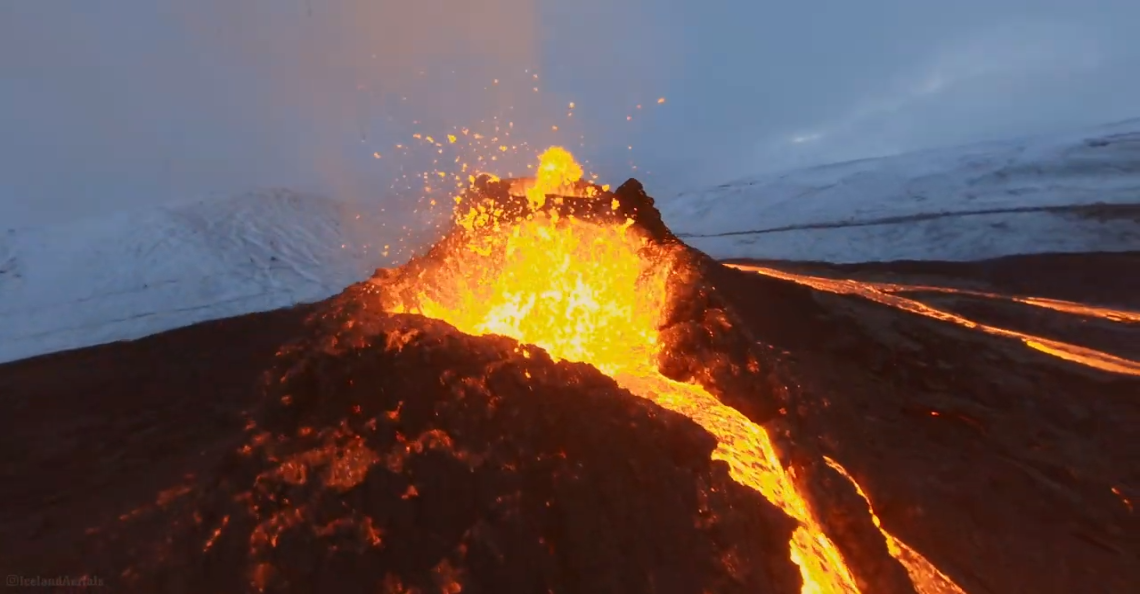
xmin=375 ymin=147 xmax=964 ymax=594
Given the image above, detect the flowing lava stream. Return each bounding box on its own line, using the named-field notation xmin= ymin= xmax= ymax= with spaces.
xmin=880 ymin=285 xmax=1140 ymax=324
xmin=725 ymin=264 xmax=1140 ymax=377
xmin=388 ymin=148 xmax=965 ymax=594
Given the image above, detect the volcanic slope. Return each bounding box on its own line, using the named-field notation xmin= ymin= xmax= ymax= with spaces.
xmin=2 ymin=156 xmax=1137 ymax=593
xmin=705 ymin=257 xmax=1139 ymax=594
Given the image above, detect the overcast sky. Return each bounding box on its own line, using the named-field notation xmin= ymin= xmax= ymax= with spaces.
xmin=3 ymin=0 xmax=1140 ymax=226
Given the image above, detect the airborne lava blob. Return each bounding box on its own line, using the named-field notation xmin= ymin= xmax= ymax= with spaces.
xmin=385 ymin=147 xmax=892 ymax=594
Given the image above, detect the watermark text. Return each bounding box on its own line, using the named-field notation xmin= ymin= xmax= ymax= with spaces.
xmin=6 ymin=575 xmax=104 ymax=588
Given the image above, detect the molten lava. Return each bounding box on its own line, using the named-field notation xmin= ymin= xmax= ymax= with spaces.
xmin=725 ymin=264 xmax=1140 ymax=377
xmin=410 ymin=214 xmax=665 ymax=377
xmin=388 ymin=147 xmax=873 ymax=593
xmin=524 ymin=146 xmax=587 ymax=210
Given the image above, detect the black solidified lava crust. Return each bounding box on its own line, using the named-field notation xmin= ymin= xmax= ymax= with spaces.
xmin=102 ymin=309 xmax=803 ymax=594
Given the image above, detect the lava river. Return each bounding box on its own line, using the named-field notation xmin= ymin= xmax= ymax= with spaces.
xmin=379 ymin=147 xmax=965 ymax=594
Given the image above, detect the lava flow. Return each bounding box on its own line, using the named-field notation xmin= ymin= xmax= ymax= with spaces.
xmin=725 ymin=264 xmax=1140 ymax=377
xmin=381 ymin=147 xmax=963 ymax=594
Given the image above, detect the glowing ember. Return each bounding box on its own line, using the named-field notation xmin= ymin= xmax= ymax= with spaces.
xmin=388 ymin=147 xmax=869 ymax=593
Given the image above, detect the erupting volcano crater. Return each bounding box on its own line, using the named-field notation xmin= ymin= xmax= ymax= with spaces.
xmin=12 ymin=147 xmax=1135 ymax=594
xmin=79 ymin=148 xmax=958 ymax=594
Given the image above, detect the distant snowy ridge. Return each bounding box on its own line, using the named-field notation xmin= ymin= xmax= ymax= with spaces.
xmin=660 ymin=118 xmax=1140 ymax=262
xmin=0 ymin=189 xmax=401 ymax=364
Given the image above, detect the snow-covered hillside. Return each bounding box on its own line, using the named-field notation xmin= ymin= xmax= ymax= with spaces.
xmin=660 ymin=118 xmax=1140 ymax=262
xmin=0 ymin=190 xmax=415 ymax=364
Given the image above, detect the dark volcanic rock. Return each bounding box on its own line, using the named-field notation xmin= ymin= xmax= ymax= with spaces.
xmin=654 ymin=243 xmax=786 ymax=426
xmin=95 ymin=308 xmax=804 ymax=594
xmin=611 ymin=178 xmax=679 ymax=243
xmin=462 ymin=175 xmax=676 ymax=244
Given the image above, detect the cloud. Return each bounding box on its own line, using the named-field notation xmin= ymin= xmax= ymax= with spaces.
xmin=749 ymin=19 xmax=1111 ymax=175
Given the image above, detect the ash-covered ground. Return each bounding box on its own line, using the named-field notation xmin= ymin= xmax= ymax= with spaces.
xmin=0 ymin=179 xmax=1136 ymax=594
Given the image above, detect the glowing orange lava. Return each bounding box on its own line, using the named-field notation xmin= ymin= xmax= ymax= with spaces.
xmin=824 ymin=457 xmax=966 ymax=594
xmin=725 ymin=264 xmax=1140 ymax=377
xmin=389 ymin=147 xmax=869 ymax=593
xmin=524 ymin=146 xmax=585 ymax=210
